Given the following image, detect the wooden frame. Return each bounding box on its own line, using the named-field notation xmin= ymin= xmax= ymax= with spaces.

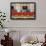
xmin=10 ymin=2 xmax=36 ymax=20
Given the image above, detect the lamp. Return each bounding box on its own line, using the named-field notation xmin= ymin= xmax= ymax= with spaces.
xmin=4 ymin=29 xmax=10 ymax=38
xmin=5 ymin=29 xmax=9 ymax=33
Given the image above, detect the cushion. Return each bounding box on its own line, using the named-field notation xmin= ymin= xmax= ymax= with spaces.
xmin=20 ymin=35 xmax=37 ymax=43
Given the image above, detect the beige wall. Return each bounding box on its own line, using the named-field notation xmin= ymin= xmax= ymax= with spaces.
xmin=0 ymin=0 xmax=46 ymax=27
xmin=0 ymin=0 xmax=46 ymax=46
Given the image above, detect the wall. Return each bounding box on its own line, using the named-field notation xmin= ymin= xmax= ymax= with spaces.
xmin=0 ymin=0 xmax=46 ymax=46
xmin=0 ymin=0 xmax=46 ymax=27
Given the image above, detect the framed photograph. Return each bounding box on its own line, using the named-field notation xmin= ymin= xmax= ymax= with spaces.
xmin=10 ymin=2 xmax=36 ymax=20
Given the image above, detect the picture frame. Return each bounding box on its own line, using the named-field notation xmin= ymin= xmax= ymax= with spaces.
xmin=10 ymin=2 xmax=36 ymax=20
